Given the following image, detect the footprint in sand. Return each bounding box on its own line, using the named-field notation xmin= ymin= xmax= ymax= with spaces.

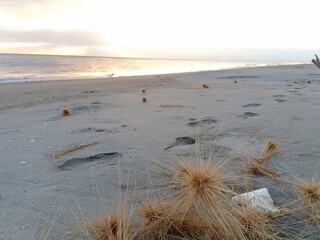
xmin=165 ymin=137 xmax=196 ymax=150
xmin=242 ymin=103 xmax=261 ymax=108
xmin=239 ymin=112 xmax=259 ymax=118
xmin=57 ymin=152 xmax=120 ymax=170
xmin=187 ymin=117 xmax=217 ymax=127
xmin=274 ymin=99 xmax=287 ymax=103
xmin=272 ymin=95 xmax=285 ymax=98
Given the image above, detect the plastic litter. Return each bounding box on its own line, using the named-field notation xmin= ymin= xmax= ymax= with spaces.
xmin=20 ymin=161 xmax=27 ymax=165
xmin=232 ymin=188 xmax=280 ymax=213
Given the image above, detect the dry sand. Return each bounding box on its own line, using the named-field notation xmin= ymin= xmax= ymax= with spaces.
xmin=1 ymin=64 xmax=320 ymax=238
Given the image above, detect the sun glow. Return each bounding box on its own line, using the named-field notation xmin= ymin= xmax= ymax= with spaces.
xmin=0 ymin=0 xmax=319 ymax=59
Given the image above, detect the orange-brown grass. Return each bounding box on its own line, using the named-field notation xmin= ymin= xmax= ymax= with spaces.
xmin=61 ymin=107 xmax=71 ymax=116
xmin=202 ymin=84 xmax=209 ymax=88
xmin=297 ymin=177 xmax=320 ymax=205
xmin=242 ymin=139 xmax=279 ymax=177
xmin=89 ymin=207 xmax=133 ymax=240
xmin=158 ymin=159 xmax=249 ymax=239
xmin=170 ymin=160 xmax=231 ymax=208
xmin=296 ymin=177 xmax=320 ymax=217
xmin=242 ymin=159 xmax=279 ymax=177
xmin=260 ymin=139 xmax=279 ymax=163
xmin=142 ymin=97 xmax=147 ymax=103
xmin=138 ymin=199 xmax=174 ymax=239
xmin=51 ymin=142 xmax=98 ymax=158
xmin=233 ymin=206 xmax=278 ymax=240
xmin=138 ymin=198 xmax=219 ymax=239
xmin=293 ymin=80 xmax=299 ymax=84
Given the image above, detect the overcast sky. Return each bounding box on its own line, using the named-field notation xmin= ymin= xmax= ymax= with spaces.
xmin=0 ymin=0 xmax=318 ymax=60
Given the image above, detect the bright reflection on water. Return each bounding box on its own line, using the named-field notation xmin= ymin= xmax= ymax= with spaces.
xmin=0 ymin=54 xmax=305 ymax=83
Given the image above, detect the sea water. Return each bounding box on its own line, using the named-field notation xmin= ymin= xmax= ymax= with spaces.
xmin=0 ymin=53 xmax=303 ymax=83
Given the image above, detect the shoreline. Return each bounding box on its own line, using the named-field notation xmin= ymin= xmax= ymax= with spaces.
xmin=1 ymin=63 xmax=320 ymax=238
xmin=0 ymin=62 xmax=309 ymax=85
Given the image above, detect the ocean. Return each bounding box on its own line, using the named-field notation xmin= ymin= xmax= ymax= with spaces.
xmin=0 ymin=53 xmax=304 ymax=83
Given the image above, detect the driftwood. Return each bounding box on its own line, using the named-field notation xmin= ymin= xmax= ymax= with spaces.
xmin=312 ymin=54 xmax=320 ymax=69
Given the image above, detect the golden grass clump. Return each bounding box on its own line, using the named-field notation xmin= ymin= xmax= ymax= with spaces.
xmin=138 ymin=199 xmax=216 ymax=239
xmin=170 ymin=160 xmax=230 ymax=208
xmin=297 ymin=177 xmax=320 ymax=206
xmin=260 ymin=139 xmax=279 ymax=163
xmin=90 ymin=208 xmax=133 ymax=240
xmin=202 ymin=84 xmax=209 ymax=88
xmin=138 ymin=199 xmax=173 ymax=239
xmin=52 ymin=142 xmax=98 ymax=158
xmin=243 ymin=159 xmax=279 ymax=177
xmin=242 ymin=139 xmax=279 ymax=177
xmin=293 ymin=80 xmax=299 ymax=84
xmin=234 ymin=206 xmax=277 ymax=240
xmin=142 ymin=97 xmax=147 ymax=103
xmin=60 ymin=107 xmax=71 ymax=116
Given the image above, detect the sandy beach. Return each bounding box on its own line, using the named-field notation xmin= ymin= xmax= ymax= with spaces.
xmin=1 ymin=64 xmax=320 ymax=239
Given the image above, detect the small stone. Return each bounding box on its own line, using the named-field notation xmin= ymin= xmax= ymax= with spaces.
xmin=20 ymin=161 xmax=27 ymax=165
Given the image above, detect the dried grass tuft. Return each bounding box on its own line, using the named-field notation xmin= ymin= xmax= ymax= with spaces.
xmin=142 ymin=97 xmax=147 ymax=103
xmin=297 ymin=177 xmax=320 ymax=207
xmin=260 ymin=139 xmax=279 ymax=163
xmin=89 ymin=207 xmax=133 ymax=240
xmin=243 ymin=159 xmax=279 ymax=177
xmin=202 ymin=84 xmax=209 ymax=88
xmin=234 ymin=206 xmax=277 ymax=240
xmin=61 ymin=107 xmax=71 ymax=116
xmin=52 ymin=142 xmax=98 ymax=158
xmin=170 ymin=160 xmax=230 ymax=208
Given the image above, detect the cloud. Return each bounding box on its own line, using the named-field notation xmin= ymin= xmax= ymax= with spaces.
xmin=0 ymin=29 xmax=106 ymax=47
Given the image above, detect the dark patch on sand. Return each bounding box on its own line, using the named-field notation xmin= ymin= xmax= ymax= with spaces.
xmin=91 ymin=101 xmax=101 ymax=105
xmin=272 ymin=95 xmax=285 ymax=98
xmin=95 ymin=129 xmax=106 ymax=132
xmin=82 ymin=90 xmax=98 ymax=94
xmin=71 ymin=127 xmax=114 ymax=134
xmin=242 ymin=103 xmax=261 ymax=108
xmin=217 ymin=99 xmax=227 ymax=102
xmin=220 ymin=75 xmax=259 ymax=79
xmin=239 ymin=112 xmax=259 ymax=118
xmin=275 ymin=99 xmax=287 ymax=103
xmin=187 ymin=117 xmax=217 ymax=127
xmin=58 ymin=152 xmax=120 ymax=170
xmin=165 ymin=137 xmax=196 ymax=150
xmin=73 ymin=105 xmax=101 ymax=112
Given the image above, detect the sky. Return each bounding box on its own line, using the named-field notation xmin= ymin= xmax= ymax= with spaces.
xmin=0 ymin=0 xmax=319 ymax=61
